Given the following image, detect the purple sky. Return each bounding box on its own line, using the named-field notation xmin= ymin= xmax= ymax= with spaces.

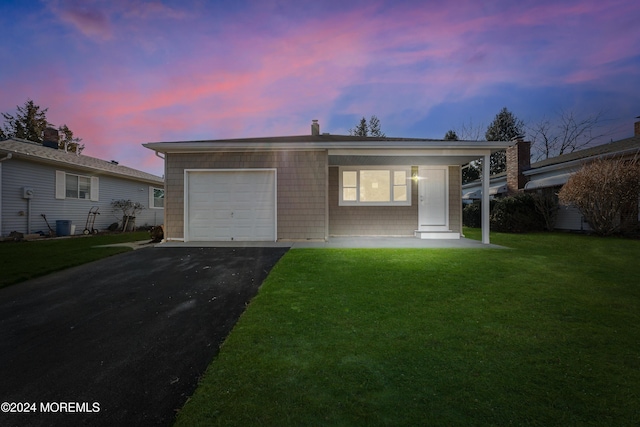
xmin=1 ymin=0 xmax=639 ymax=177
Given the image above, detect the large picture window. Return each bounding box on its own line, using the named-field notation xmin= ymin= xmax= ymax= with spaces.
xmin=339 ymin=167 xmax=411 ymax=206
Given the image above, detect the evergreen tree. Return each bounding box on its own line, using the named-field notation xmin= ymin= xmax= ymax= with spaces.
xmin=369 ymin=115 xmax=386 ymax=137
xmin=58 ymin=124 xmax=85 ymax=154
xmin=349 ymin=115 xmax=385 ymax=137
xmin=350 ymin=117 xmax=369 ymax=136
xmin=1 ymin=100 xmax=83 ymax=152
xmin=1 ymin=99 xmax=50 ymax=143
xmin=444 ymin=129 xmax=459 ymax=140
xmin=485 ymin=107 xmax=525 ymax=174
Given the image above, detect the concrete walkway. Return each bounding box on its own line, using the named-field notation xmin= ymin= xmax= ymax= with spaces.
xmin=157 ymin=236 xmax=506 ymax=249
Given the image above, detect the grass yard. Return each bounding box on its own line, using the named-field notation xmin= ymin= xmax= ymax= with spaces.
xmin=175 ymin=231 xmax=640 ymax=426
xmin=0 ymin=232 xmax=150 ymax=288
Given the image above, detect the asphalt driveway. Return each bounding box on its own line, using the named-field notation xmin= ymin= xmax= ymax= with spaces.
xmin=0 ymin=246 xmax=288 ymax=427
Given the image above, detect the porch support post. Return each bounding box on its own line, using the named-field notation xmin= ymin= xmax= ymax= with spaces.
xmin=482 ymin=153 xmax=491 ymax=244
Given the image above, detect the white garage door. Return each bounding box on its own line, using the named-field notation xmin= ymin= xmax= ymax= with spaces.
xmin=186 ymin=170 xmax=276 ymax=242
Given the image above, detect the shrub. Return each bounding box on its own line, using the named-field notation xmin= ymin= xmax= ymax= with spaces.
xmin=490 ymin=193 xmax=546 ymax=233
xmin=111 ymin=199 xmax=145 ymax=231
xmin=558 ymin=156 xmax=640 ymax=236
xmin=530 ymin=187 xmax=560 ymax=231
xmin=463 ymin=202 xmax=482 ymax=228
xmin=463 ymin=200 xmax=497 ymax=228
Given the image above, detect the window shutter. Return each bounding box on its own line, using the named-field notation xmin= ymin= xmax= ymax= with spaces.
xmin=55 ymin=171 xmax=66 ymax=199
xmin=90 ymin=177 xmax=99 ymax=201
xmin=149 ymin=186 xmax=154 ymax=208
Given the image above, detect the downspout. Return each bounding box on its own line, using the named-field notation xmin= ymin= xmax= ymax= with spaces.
xmin=27 ymin=198 xmax=32 ymax=234
xmin=0 ymin=153 xmax=12 ymax=237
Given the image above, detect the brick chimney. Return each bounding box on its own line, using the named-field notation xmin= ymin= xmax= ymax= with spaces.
xmin=311 ymin=119 xmax=320 ymax=136
xmin=635 ymin=116 xmax=640 ymax=136
xmin=506 ymin=137 xmax=531 ymax=194
xmin=42 ymin=127 xmax=60 ymax=149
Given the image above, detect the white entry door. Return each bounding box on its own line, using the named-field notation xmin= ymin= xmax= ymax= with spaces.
xmin=186 ymin=170 xmax=276 ymax=241
xmin=418 ymin=166 xmax=449 ymax=231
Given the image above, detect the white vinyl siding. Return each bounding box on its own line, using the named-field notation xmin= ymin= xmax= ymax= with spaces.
xmin=1 ymin=160 xmax=162 ymax=237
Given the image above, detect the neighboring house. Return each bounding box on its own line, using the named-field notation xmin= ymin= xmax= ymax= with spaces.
xmin=462 ymin=119 xmax=640 ymax=231
xmin=143 ymin=120 xmax=510 ymax=244
xmin=0 ymin=136 xmax=164 ymax=237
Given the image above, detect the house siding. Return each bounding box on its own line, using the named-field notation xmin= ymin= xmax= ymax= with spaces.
xmin=164 ymin=151 xmax=327 ymax=241
xmin=1 ymin=159 xmax=163 ymax=236
xmin=329 ymin=166 xmax=461 ymax=236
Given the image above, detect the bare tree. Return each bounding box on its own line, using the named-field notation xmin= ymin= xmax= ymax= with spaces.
xmin=529 ymin=110 xmax=607 ymax=161
xmin=455 ymin=118 xmax=485 ymax=141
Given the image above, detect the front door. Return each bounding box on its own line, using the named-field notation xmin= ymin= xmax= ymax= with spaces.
xmin=418 ymin=166 xmax=449 ymax=231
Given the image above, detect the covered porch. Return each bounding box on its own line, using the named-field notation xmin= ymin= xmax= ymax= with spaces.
xmin=327 ymin=142 xmax=505 ymax=244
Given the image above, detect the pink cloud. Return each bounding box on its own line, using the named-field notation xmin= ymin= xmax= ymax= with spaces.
xmin=4 ymin=0 xmax=638 ymax=176
xmin=49 ymin=0 xmax=113 ymax=40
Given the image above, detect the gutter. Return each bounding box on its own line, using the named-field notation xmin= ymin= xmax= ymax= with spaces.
xmin=142 ymin=140 xmax=513 ymax=154
xmin=525 ymin=147 xmax=640 ymax=177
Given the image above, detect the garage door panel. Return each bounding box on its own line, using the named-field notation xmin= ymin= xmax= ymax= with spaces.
xmin=187 ymin=170 xmax=276 ymax=241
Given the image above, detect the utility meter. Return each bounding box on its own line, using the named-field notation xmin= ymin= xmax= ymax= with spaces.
xmin=23 ymin=187 xmax=34 ymax=199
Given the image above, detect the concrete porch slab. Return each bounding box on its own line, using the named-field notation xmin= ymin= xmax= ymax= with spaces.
xmin=157 ymin=237 xmax=506 ymax=249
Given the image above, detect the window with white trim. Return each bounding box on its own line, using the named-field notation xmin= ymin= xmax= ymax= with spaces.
xmin=150 ymin=186 xmax=164 ymax=209
xmin=55 ymin=171 xmax=98 ymax=201
xmin=339 ymin=167 xmax=411 ymax=206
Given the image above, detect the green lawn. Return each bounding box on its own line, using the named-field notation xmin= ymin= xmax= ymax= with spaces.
xmin=0 ymin=232 xmax=150 ymax=288
xmin=175 ymin=230 xmax=640 ymax=426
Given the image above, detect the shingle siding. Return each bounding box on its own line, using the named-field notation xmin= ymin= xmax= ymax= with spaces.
xmin=329 ymin=166 xmax=419 ymax=236
xmin=165 ymin=151 xmax=327 ymax=240
xmin=164 ymin=154 xmax=463 ymax=240
xmin=329 ymin=165 xmax=461 ymax=236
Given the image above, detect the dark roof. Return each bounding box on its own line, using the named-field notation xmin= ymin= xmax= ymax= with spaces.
xmin=0 ymin=138 xmax=163 ymax=184
xmin=531 ymin=135 xmax=640 ymax=169
xmin=148 ymin=133 xmax=468 ymax=144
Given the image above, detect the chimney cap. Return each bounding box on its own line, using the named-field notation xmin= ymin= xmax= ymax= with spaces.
xmin=311 ymin=119 xmax=320 ymax=135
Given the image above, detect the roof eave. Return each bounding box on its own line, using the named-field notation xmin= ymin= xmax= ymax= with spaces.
xmin=525 ymin=146 xmax=640 ymax=176
xmin=142 ymin=140 xmax=512 ymax=154
xmin=0 ymin=148 xmax=163 ymax=185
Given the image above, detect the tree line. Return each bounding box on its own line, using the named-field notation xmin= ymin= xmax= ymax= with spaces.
xmin=350 ymin=107 xmax=606 ymax=183
xmin=1 ymin=99 xmax=84 ymax=153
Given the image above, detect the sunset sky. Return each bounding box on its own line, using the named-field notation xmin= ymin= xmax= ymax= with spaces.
xmin=1 ymin=0 xmax=639 ymax=176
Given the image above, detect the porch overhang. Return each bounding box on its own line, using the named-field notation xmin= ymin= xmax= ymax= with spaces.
xmin=327 ymin=145 xmax=509 ymax=167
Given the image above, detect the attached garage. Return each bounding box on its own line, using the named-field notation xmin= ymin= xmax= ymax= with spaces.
xmin=144 ymin=125 xmax=511 ymax=244
xmin=184 ymin=169 xmax=277 ymax=242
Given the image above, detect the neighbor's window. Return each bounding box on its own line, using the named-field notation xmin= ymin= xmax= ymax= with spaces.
xmin=339 ymin=167 xmax=411 ymax=206
xmin=151 ymin=187 xmax=164 ymax=208
xmin=65 ymin=173 xmax=92 ymax=199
